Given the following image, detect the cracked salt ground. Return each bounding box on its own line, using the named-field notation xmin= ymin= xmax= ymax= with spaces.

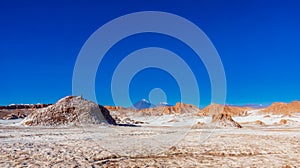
xmin=0 ymin=125 xmax=299 ymax=167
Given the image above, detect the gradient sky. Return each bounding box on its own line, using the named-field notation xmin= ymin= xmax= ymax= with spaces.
xmin=1 ymin=0 xmax=300 ymax=107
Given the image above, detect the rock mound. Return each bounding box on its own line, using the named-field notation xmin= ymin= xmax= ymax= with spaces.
xmin=261 ymin=101 xmax=300 ymax=115
xmin=191 ymin=122 xmax=206 ymax=129
xmin=255 ymin=120 xmax=266 ymax=126
xmin=199 ymin=104 xmax=251 ymax=117
xmin=273 ymin=119 xmax=300 ymax=126
xmin=22 ymin=96 xmax=116 ymax=126
xmin=280 ymin=119 xmax=288 ymax=125
xmin=139 ymin=102 xmax=200 ymax=115
xmin=212 ymin=113 xmax=242 ymax=128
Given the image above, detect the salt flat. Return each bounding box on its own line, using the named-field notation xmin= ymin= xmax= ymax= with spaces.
xmin=0 ymin=122 xmax=299 ymax=167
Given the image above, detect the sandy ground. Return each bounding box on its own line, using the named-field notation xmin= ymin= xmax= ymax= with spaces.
xmin=0 ymin=120 xmax=300 ymax=168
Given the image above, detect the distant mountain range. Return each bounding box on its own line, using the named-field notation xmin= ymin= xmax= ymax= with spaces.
xmin=131 ymin=99 xmax=267 ymax=111
xmin=106 ymin=100 xmax=300 ymax=117
xmin=227 ymin=104 xmax=268 ymax=108
xmin=2 ymin=97 xmax=300 ymax=119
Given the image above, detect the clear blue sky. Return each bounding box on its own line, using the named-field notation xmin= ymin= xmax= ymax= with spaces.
xmin=1 ymin=0 xmax=300 ymax=107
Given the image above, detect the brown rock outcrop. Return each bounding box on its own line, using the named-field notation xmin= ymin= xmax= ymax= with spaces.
xmin=104 ymin=106 xmax=125 ymax=111
xmin=0 ymin=104 xmax=51 ymax=119
xmin=255 ymin=120 xmax=266 ymax=126
xmin=191 ymin=122 xmax=206 ymax=129
xmin=261 ymin=101 xmax=300 ymax=115
xmin=280 ymin=119 xmax=287 ymax=125
xmin=199 ymin=104 xmax=252 ymax=116
xmin=212 ymin=113 xmax=242 ymax=128
xmin=0 ymin=104 xmax=51 ymax=110
xmin=139 ymin=102 xmax=201 ymax=115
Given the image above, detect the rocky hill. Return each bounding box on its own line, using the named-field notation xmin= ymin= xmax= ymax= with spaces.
xmin=105 ymin=102 xmax=201 ymax=116
xmin=0 ymin=104 xmax=51 ymax=119
xmin=260 ymin=101 xmax=300 ymax=115
xmin=0 ymin=104 xmax=51 ymax=110
xmin=22 ymin=96 xmax=116 ymax=126
xmin=194 ymin=103 xmax=245 ymax=128
xmin=199 ymin=104 xmax=252 ymax=116
xmin=212 ymin=113 xmax=242 ymax=128
xmin=137 ymin=102 xmax=200 ymax=115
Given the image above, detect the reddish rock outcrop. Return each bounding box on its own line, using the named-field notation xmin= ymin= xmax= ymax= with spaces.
xmin=280 ymin=119 xmax=288 ymax=125
xmin=255 ymin=120 xmax=266 ymax=126
xmin=212 ymin=112 xmax=242 ymax=128
xmin=139 ymin=102 xmax=201 ymax=115
xmin=198 ymin=104 xmax=252 ymax=116
xmin=104 ymin=106 xmax=125 ymax=111
xmin=261 ymin=101 xmax=300 ymax=115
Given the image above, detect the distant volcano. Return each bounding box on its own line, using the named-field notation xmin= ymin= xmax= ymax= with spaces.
xmin=132 ymin=99 xmax=156 ymax=110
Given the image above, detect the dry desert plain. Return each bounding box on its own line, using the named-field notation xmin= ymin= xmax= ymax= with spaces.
xmin=0 ymin=96 xmax=300 ymax=167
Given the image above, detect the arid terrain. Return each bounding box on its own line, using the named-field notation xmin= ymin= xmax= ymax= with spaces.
xmin=0 ymin=97 xmax=300 ymax=167
xmin=0 ymin=125 xmax=299 ymax=167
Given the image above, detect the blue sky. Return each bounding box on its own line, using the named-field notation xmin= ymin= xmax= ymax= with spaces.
xmin=1 ymin=0 xmax=300 ymax=107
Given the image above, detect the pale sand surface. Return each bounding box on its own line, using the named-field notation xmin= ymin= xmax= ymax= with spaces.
xmin=0 ymin=124 xmax=299 ymax=167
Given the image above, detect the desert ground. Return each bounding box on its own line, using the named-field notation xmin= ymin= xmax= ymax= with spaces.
xmin=0 ymin=121 xmax=300 ymax=167
xmin=0 ymin=97 xmax=300 ymax=167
